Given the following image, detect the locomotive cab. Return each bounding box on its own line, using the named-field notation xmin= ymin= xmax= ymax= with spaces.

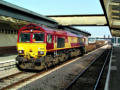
xmin=16 ymin=24 xmax=48 ymax=70
xmin=18 ymin=32 xmax=46 ymax=58
xmin=17 ymin=24 xmax=47 ymax=59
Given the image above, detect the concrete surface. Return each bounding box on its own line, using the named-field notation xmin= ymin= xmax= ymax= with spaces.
xmin=0 ymin=54 xmax=17 ymax=62
xmin=109 ymin=46 xmax=120 ymax=90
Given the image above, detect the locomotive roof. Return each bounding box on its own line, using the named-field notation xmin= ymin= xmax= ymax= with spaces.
xmin=19 ymin=23 xmax=81 ymax=37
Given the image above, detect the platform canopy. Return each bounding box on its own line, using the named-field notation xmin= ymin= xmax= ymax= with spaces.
xmin=47 ymin=15 xmax=107 ymax=26
xmin=103 ymin=0 xmax=120 ymax=36
xmin=47 ymin=0 xmax=120 ymax=37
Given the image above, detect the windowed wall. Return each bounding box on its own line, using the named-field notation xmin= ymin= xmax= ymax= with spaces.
xmin=0 ymin=29 xmax=17 ymax=47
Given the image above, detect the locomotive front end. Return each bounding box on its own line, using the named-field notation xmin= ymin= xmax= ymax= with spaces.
xmin=17 ymin=43 xmax=46 ymax=59
xmin=16 ymin=24 xmax=47 ymax=70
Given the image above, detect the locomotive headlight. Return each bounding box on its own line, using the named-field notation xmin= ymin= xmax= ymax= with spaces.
xmin=38 ymin=51 xmax=44 ymax=55
xmin=18 ymin=50 xmax=24 ymax=54
xmin=19 ymin=50 xmax=22 ymax=53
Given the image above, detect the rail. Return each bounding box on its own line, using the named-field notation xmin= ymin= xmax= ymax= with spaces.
xmin=104 ymin=47 xmax=113 ymax=90
xmin=64 ymin=47 xmax=111 ymax=90
xmin=0 ymin=59 xmax=16 ymax=71
xmin=94 ymin=48 xmax=112 ymax=90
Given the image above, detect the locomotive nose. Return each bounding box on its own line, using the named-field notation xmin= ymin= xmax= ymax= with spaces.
xmin=29 ymin=52 xmax=37 ymax=58
xmin=29 ymin=49 xmax=32 ymax=52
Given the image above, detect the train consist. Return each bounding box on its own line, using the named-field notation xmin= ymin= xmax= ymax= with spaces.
xmin=16 ymin=23 xmax=86 ymax=70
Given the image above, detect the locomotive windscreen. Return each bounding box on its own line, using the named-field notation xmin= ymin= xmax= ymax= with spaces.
xmin=33 ymin=33 xmax=44 ymax=42
xmin=19 ymin=32 xmax=44 ymax=43
xmin=19 ymin=33 xmax=30 ymax=42
xmin=57 ymin=38 xmax=65 ymax=48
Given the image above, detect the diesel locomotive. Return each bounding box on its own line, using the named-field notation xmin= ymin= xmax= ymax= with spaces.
xmin=16 ymin=23 xmax=86 ymax=70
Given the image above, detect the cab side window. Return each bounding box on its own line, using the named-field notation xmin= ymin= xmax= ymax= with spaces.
xmin=47 ymin=34 xmax=52 ymax=43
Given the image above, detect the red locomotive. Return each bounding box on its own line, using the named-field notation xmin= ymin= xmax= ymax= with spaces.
xmin=16 ymin=23 xmax=86 ymax=70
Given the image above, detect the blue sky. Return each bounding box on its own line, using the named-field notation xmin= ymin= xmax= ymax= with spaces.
xmin=4 ymin=0 xmax=103 ymax=15
xmin=4 ymin=0 xmax=112 ymax=37
xmin=74 ymin=26 xmax=111 ymax=38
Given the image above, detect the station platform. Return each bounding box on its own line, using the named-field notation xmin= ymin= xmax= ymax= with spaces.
xmin=105 ymin=45 xmax=120 ymax=90
xmin=0 ymin=54 xmax=17 ymax=63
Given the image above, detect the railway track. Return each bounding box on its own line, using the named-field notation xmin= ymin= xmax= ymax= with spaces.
xmin=1 ymin=54 xmax=88 ymax=90
xmin=64 ymin=47 xmax=112 ymax=90
xmin=0 ymin=60 xmax=16 ymax=71
xmin=0 ymin=71 xmax=36 ymax=90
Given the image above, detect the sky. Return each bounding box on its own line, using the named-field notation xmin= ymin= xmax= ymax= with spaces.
xmin=4 ymin=0 xmax=112 ymax=37
xmin=74 ymin=26 xmax=111 ymax=38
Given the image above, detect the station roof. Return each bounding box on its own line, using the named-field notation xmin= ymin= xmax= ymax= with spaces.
xmin=103 ymin=0 xmax=120 ymax=37
xmin=0 ymin=1 xmax=56 ymax=23
xmin=59 ymin=26 xmax=91 ymax=36
xmin=0 ymin=0 xmax=58 ymax=28
xmin=0 ymin=0 xmax=91 ymax=37
xmin=47 ymin=14 xmax=107 ymax=26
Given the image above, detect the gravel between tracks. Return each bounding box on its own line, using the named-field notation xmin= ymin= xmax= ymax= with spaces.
xmin=18 ymin=45 xmax=109 ymax=90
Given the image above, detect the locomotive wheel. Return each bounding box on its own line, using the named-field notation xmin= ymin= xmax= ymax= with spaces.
xmin=45 ymin=55 xmax=53 ymax=68
xmin=73 ymin=50 xmax=76 ymax=57
xmin=75 ymin=49 xmax=79 ymax=56
xmin=34 ymin=57 xmax=47 ymax=71
xmin=19 ymin=62 xmax=28 ymax=70
xmin=34 ymin=62 xmax=46 ymax=71
xmin=63 ymin=53 xmax=66 ymax=61
xmin=70 ymin=51 xmax=74 ymax=57
xmin=59 ymin=53 xmax=66 ymax=62
xmin=77 ymin=49 xmax=81 ymax=56
xmin=80 ymin=47 xmax=85 ymax=56
xmin=68 ymin=52 xmax=71 ymax=59
xmin=53 ymin=56 xmax=60 ymax=65
xmin=65 ymin=53 xmax=69 ymax=60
